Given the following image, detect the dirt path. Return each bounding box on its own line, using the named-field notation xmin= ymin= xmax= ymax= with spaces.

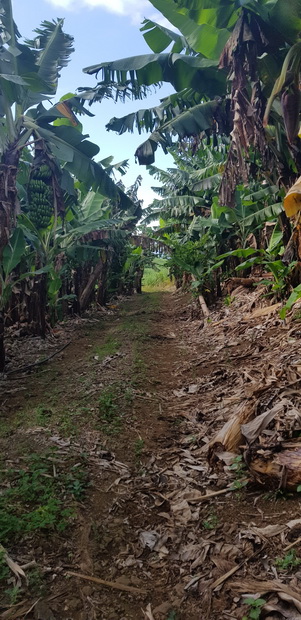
xmin=2 ymin=290 xmax=301 ymax=620
xmin=0 ymin=292 xmax=197 ymax=619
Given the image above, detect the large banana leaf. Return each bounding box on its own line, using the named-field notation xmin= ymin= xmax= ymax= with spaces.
xmin=147 ymin=161 xmax=222 ymax=192
xmin=147 ymin=164 xmax=189 ymax=187
xmin=2 ymin=227 xmax=25 ymax=277
xmin=173 ymin=0 xmax=301 ymax=43
xmin=191 ymin=172 xmax=221 ymax=191
xmin=105 ymin=87 xmax=210 ymax=138
xmin=242 ymin=202 xmax=283 ymax=226
xmin=148 ymin=0 xmax=231 ymax=59
xmin=26 ymin=19 xmax=74 ymax=94
xmin=257 ymin=0 xmax=301 ymax=44
xmin=0 ymin=5 xmax=75 ymax=117
xmin=82 ymin=54 xmax=224 ymax=100
xmin=152 ymin=194 xmax=201 ymax=215
xmin=134 ymin=100 xmax=220 ymax=164
xmin=263 ymin=42 xmax=301 ymax=126
xmin=165 ymin=0 xmax=239 ymax=29
xmin=140 ymin=19 xmax=189 ymax=54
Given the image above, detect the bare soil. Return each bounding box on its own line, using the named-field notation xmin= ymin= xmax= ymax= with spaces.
xmin=1 ymin=289 xmax=301 ymax=620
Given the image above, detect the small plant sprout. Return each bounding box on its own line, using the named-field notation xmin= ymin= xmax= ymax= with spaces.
xmin=134 ymin=437 xmax=144 ymax=460
xmin=242 ymin=597 xmax=266 ymax=620
xmin=228 ymin=455 xmax=249 ymax=490
xmin=224 ymin=294 xmax=235 ymax=306
xmin=275 ymin=549 xmax=301 ymax=571
xmin=202 ymin=513 xmax=219 ymax=530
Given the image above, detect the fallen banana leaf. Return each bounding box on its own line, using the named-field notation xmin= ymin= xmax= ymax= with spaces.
xmin=230 ymin=578 xmax=301 ymax=612
xmin=208 ymin=400 xmax=256 ymax=461
xmin=211 ymin=543 xmax=266 ymax=591
xmin=241 ymin=402 xmax=286 ymax=445
xmin=0 ymin=544 xmax=26 ymax=584
xmin=284 ymin=176 xmax=301 ymax=218
xmin=243 ymin=302 xmax=281 ymax=319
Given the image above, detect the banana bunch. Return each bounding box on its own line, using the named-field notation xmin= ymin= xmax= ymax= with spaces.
xmin=28 ymin=165 xmax=53 ymax=229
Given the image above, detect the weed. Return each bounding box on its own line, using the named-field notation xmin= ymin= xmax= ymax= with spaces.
xmin=171 ymin=417 xmax=182 ymax=427
xmin=293 ymin=310 xmax=301 ymax=321
xmin=275 ymin=549 xmax=301 ymax=571
xmin=202 ymin=513 xmax=219 ymax=530
xmin=0 ymin=551 xmax=9 ymax=583
xmin=121 ymin=318 xmax=148 ymax=339
xmin=0 ymin=552 xmax=22 ymax=606
xmin=242 ymin=597 xmax=266 ymax=620
xmin=27 ymin=566 xmax=46 ymax=596
xmin=224 ymin=294 xmax=235 ymax=306
xmin=34 ymin=404 xmax=53 ymax=426
xmin=4 ymin=585 xmax=20 ymax=606
xmin=0 ymin=451 xmax=88 ymax=544
xmin=231 ymin=479 xmax=249 ymax=491
xmin=229 ymin=455 xmax=249 ymax=490
xmin=124 ymin=387 xmax=134 ymax=405
xmin=128 ymin=350 xmax=148 ymax=387
xmin=59 ymin=416 xmax=78 ymax=436
xmin=133 ymin=356 xmax=146 ymax=372
xmin=262 ymin=488 xmax=289 ymax=501
xmin=93 ymin=335 xmax=120 ymax=361
xmin=98 ymin=387 xmax=122 ymax=435
xmin=134 ymin=438 xmax=144 ymax=459
xmin=65 ymin=465 xmax=90 ymax=500
xmin=166 ymin=612 xmax=177 ymax=620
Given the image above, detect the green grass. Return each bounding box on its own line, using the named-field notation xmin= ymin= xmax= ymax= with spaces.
xmin=93 ymin=333 xmax=121 ymax=361
xmin=121 ymin=316 xmax=148 ymax=338
xmin=0 ymin=451 xmax=89 ymax=545
xmin=142 ymin=258 xmax=172 ymax=291
xmin=98 ymin=385 xmax=123 ymax=434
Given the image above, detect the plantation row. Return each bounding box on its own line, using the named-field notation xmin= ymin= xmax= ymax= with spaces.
xmin=2 ymin=0 xmax=301 ymax=371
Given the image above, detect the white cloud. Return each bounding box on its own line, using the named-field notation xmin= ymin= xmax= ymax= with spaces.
xmin=45 ymin=0 xmax=150 ymax=23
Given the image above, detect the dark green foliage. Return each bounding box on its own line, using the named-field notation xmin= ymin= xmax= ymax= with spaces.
xmin=0 ymin=452 xmax=89 ymax=543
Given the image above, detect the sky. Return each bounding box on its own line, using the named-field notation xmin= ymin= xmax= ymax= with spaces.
xmin=13 ymin=0 xmax=175 ymax=206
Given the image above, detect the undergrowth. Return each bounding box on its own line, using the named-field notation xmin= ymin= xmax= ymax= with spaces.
xmin=93 ymin=333 xmax=121 ymax=361
xmin=0 ymin=451 xmax=89 ymax=545
xmin=98 ymin=386 xmax=122 ymax=434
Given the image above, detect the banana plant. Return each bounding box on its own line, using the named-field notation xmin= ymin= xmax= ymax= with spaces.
xmin=80 ymin=0 xmax=301 ymax=214
xmin=0 ymin=0 xmax=134 ymax=263
xmin=0 ymin=227 xmax=49 ymax=370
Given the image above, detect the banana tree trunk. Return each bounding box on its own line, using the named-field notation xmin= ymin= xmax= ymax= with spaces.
xmin=28 ymin=274 xmax=47 ymax=337
xmin=79 ymin=257 xmax=105 ymax=313
xmin=0 ymin=147 xmax=20 ymax=259
xmin=134 ymin=267 xmax=143 ymax=294
xmin=0 ymin=310 xmax=5 ymax=372
xmin=282 ymin=214 xmax=301 ymax=267
xmin=0 ymin=145 xmax=21 ymax=372
xmin=97 ymin=249 xmax=113 ymax=306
